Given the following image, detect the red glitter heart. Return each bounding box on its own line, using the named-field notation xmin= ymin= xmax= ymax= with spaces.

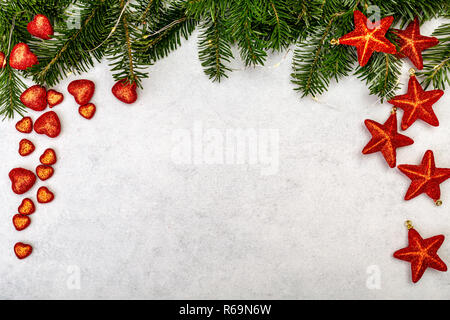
xmin=13 ymin=214 xmax=31 ymax=231
xmin=47 ymin=89 xmax=64 ymax=108
xmin=34 ymin=111 xmax=61 ymax=138
xmin=68 ymin=80 xmax=95 ymax=105
xmin=27 ymin=14 xmax=54 ymax=40
xmin=18 ymin=198 xmax=35 ymax=215
xmin=19 ymin=139 xmax=36 ymax=157
xmin=9 ymin=168 xmax=36 ymax=195
xmin=9 ymin=43 xmax=38 ymax=70
xmin=112 ymin=79 xmax=138 ymax=104
xmin=14 ymin=242 xmax=32 ymax=259
xmin=15 ymin=117 xmax=33 ymax=134
xmin=20 ymin=85 xmax=47 ymax=112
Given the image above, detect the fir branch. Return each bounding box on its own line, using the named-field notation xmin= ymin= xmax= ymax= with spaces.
xmin=0 ymin=65 xmax=27 ymax=119
xmin=291 ymin=10 xmax=353 ymax=97
xmin=355 ymin=52 xmax=402 ymax=101
xmin=137 ymin=1 xmax=197 ymax=63
xmin=198 ymin=9 xmax=233 ymax=82
xmin=228 ymin=0 xmax=267 ymax=66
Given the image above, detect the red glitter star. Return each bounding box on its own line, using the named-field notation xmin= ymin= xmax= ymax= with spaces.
xmin=391 ymin=17 xmax=439 ymax=70
xmin=339 ymin=10 xmax=397 ymax=66
xmin=398 ymin=150 xmax=450 ymax=202
xmin=394 ymin=226 xmax=447 ymax=283
xmin=362 ymin=112 xmax=414 ymax=168
xmin=388 ymin=75 xmax=444 ymax=130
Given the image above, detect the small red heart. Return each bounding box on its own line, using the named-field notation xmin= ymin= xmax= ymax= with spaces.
xmin=9 ymin=168 xmax=36 ymax=195
xmin=37 ymin=186 xmax=54 ymax=204
xmin=19 ymin=139 xmax=35 ymax=157
xmin=68 ymin=80 xmax=95 ymax=105
xmin=34 ymin=111 xmax=61 ymax=138
xmin=40 ymin=148 xmax=57 ymax=165
xmin=27 ymin=14 xmax=54 ymax=40
xmin=20 ymin=85 xmax=47 ymax=111
xmin=112 ymin=79 xmax=138 ymax=104
xmin=9 ymin=43 xmax=38 ymax=70
xmin=36 ymin=165 xmax=54 ymax=181
xmin=14 ymin=242 xmax=33 ymax=259
xmin=47 ymin=89 xmax=64 ymax=108
xmin=79 ymin=103 xmax=96 ymax=119
xmin=13 ymin=214 xmax=31 ymax=231
xmin=18 ymin=198 xmax=35 ymax=215
xmin=0 ymin=51 xmax=6 ymax=68
xmin=16 ymin=117 xmax=33 ymax=134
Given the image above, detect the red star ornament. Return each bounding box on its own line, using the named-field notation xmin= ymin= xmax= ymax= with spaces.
xmin=398 ymin=150 xmax=450 ymax=203
xmin=391 ymin=18 xmax=439 ymax=70
xmin=388 ymin=75 xmax=444 ymax=130
xmin=362 ymin=112 xmax=413 ymax=168
xmin=339 ymin=10 xmax=396 ymax=66
xmin=394 ymin=224 xmax=447 ymax=283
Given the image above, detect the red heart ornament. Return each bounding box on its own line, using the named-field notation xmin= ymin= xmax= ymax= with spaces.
xmin=68 ymin=80 xmax=95 ymax=105
xmin=36 ymin=165 xmax=54 ymax=181
xmin=19 ymin=139 xmax=35 ymax=157
xmin=20 ymin=85 xmax=47 ymax=111
xmin=47 ymin=89 xmax=64 ymax=108
xmin=0 ymin=51 xmax=6 ymax=68
xmin=9 ymin=168 xmax=36 ymax=195
xmin=34 ymin=111 xmax=61 ymax=138
xmin=112 ymin=79 xmax=138 ymax=104
xmin=79 ymin=103 xmax=96 ymax=119
xmin=14 ymin=242 xmax=32 ymax=259
xmin=18 ymin=198 xmax=35 ymax=215
xmin=9 ymin=43 xmax=38 ymax=70
xmin=40 ymin=148 xmax=57 ymax=165
xmin=16 ymin=117 xmax=33 ymax=134
xmin=37 ymin=186 xmax=54 ymax=203
xmin=13 ymin=214 xmax=31 ymax=231
xmin=27 ymin=14 xmax=54 ymax=40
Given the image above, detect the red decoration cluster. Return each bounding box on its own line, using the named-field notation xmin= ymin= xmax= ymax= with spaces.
xmin=1 ymin=14 xmax=52 ymax=73
xmin=349 ymin=15 xmax=449 ymax=283
xmin=9 ymin=19 xmax=61 ymax=257
xmin=339 ymin=12 xmax=439 ymax=70
xmin=68 ymin=79 xmax=97 ymax=119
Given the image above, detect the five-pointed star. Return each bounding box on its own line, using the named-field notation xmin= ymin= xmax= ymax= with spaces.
xmin=394 ymin=228 xmax=447 ymax=283
xmin=388 ymin=75 xmax=444 ymax=130
xmin=391 ymin=17 xmax=439 ymax=70
xmin=339 ymin=10 xmax=397 ymax=66
xmin=362 ymin=112 xmax=414 ymax=168
xmin=398 ymin=150 xmax=450 ymax=201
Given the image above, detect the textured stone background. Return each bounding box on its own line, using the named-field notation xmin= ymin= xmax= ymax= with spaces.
xmin=1 ymin=19 xmax=449 ymax=299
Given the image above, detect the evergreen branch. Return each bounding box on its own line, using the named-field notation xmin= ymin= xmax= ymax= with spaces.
xmin=291 ymin=10 xmax=352 ymax=97
xmin=106 ymin=0 xmax=149 ymax=87
xmin=355 ymin=52 xmax=402 ymax=101
xmin=137 ymin=1 xmax=197 ymax=63
xmin=198 ymin=9 xmax=233 ymax=82
xmin=228 ymin=0 xmax=267 ymax=66
xmin=0 ymin=65 xmax=27 ymax=119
